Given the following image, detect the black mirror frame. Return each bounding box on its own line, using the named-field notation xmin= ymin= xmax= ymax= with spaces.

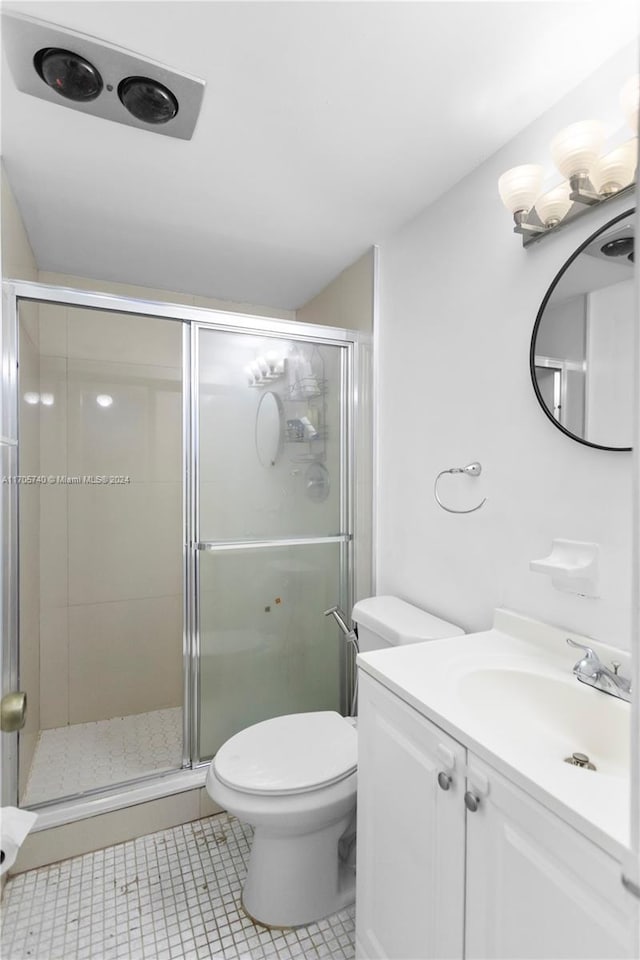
xmin=529 ymin=207 xmax=634 ymax=453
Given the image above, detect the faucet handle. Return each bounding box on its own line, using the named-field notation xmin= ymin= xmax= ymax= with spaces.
xmin=566 ymin=637 xmax=599 ymax=660
xmin=566 ymin=637 xmax=601 ymax=680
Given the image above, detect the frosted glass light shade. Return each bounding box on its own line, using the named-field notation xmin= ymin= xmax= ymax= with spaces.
xmin=498 ymin=164 xmax=544 ymax=214
xmin=550 ymin=120 xmax=605 ymax=179
xmin=534 ymin=183 xmax=572 ymax=227
xmin=593 ymin=138 xmax=637 ymax=194
xmin=620 ymin=74 xmax=639 ymax=134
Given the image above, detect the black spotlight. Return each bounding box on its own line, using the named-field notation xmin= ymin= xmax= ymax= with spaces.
xmin=629 ymin=251 xmax=635 ymax=263
xmin=118 ymin=76 xmax=178 ymax=124
xmin=600 ymin=237 xmax=634 ymax=258
xmin=34 ymin=48 xmax=103 ymax=101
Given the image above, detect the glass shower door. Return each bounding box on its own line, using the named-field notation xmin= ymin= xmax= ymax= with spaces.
xmin=195 ymin=326 xmax=351 ymax=760
xmin=16 ymin=299 xmax=185 ymax=807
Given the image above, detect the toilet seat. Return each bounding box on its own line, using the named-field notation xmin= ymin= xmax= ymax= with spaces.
xmin=213 ymin=711 xmax=357 ymax=796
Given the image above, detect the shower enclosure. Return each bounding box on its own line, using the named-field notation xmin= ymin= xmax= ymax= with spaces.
xmin=0 ymin=281 xmax=370 ymax=815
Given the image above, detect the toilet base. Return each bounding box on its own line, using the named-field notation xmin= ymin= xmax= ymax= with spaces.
xmin=241 ymin=815 xmax=356 ymax=928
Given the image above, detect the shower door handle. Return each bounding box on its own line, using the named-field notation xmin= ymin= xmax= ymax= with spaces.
xmin=0 ymin=691 xmax=26 ymax=732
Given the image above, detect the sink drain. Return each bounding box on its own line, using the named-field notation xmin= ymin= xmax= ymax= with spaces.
xmin=564 ymin=752 xmax=596 ymax=770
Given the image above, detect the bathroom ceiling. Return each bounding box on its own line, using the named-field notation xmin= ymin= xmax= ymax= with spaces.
xmin=1 ymin=1 xmax=638 ymax=309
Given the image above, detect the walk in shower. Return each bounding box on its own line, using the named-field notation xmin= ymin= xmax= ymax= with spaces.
xmin=1 ymin=282 xmax=370 ymax=816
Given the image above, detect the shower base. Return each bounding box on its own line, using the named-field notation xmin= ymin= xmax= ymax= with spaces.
xmin=22 ymin=707 xmax=183 ymax=807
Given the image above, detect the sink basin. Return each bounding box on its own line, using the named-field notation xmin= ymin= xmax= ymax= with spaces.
xmin=357 ymin=611 xmax=631 ymax=849
xmin=457 ymin=668 xmax=629 ymax=778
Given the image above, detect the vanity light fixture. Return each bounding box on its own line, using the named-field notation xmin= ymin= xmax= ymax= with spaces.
xmin=497 ymin=164 xmax=544 ymax=234
xmin=245 ymin=354 xmax=286 ymax=387
xmin=265 ymin=350 xmax=285 ymax=377
xmin=499 ymin=75 xmax=638 ymax=245
xmin=550 ymin=120 xmax=604 ymax=200
xmin=533 ymin=183 xmax=573 ymax=229
xmin=594 ymin=139 xmax=638 ymax=196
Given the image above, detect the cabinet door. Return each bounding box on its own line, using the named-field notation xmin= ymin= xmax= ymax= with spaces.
xmin=465 ymin=755 xmax=635 ymax=959
xmin=356 ymin=672 xmax=466 ymax=960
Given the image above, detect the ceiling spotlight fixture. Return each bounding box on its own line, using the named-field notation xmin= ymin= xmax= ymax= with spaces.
xmin=118 ymin=76 xmax=178 ymax=124
xmin=34 ymin=47 xmax=103 ymax=101
xmin=3 ymin=12 xmax=204 ymax=139
xmin=498 ymin=75 xmax=638 ymax=246
xmin=96 ymin=394 xmax=113 ymax=408
xmin=600 ymin=237 xmax=634 ymax=258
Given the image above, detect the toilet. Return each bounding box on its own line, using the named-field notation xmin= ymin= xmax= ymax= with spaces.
xmin=205 ymin=596 xmax=464 ymax=928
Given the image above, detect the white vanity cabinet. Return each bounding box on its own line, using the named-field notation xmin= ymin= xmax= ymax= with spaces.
xmin=356 ymin=672 xmax=634 ymax=960
xmin=356 ymin=672 xmax=466 ymax=960
xmin=465 ymin=755 xmax=634 ymax=960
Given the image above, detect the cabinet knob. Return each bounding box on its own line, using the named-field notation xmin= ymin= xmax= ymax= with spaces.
xmin=437 ymin=771 xmax=452 ymax=791
xmin=464 ymin=791 xmax=480 ymax=812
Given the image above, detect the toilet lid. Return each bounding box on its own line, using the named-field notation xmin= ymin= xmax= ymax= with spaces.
xmin=213 ymin=712 xmax=358 ymax=796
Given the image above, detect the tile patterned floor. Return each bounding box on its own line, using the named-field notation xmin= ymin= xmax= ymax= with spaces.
xmin=23 ymin=708 xmax=184 ymax=806
xmin=0 ymin=813 xmax=356 ymax=960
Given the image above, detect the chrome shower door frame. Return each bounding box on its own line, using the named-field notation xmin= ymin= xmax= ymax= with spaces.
xmin=1 ymin=279 xmax=365 ymax=808
xmin=189 ymin=318 xmax=357 ymax=765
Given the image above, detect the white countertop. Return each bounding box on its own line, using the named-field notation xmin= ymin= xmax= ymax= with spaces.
xmin=357 ymin=608 xmax=630 ymax=861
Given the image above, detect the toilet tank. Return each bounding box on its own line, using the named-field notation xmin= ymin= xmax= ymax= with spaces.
xmin=352 ymin=596 xmax=464 ymax=652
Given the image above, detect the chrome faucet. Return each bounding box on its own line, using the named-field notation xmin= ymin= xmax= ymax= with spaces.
xmin=566 ymin=638 xmax=631 ymax=703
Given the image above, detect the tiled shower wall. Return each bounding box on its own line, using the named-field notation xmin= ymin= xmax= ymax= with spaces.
xmin=35 ymin=304 xmax=184 ymax=729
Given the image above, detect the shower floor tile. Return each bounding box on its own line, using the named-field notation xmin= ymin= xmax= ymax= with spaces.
xmin=1 ymin=812 xmax=356 ymax=960
xmin=23 ymin=707 xmax=183 ymax=806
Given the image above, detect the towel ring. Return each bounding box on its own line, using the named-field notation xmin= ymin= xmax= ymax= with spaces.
xmin=434 ymin=461 xmax=487 ymax=514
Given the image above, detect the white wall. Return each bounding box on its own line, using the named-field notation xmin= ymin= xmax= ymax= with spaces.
xmin=377 ymin=45 xmax=637 ymax=650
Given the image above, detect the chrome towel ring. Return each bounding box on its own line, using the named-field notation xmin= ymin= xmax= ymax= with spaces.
xmin=434 ymin=461 xmax=487 ymax=514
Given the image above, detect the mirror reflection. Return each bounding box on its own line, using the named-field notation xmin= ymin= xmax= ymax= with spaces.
xmin=255 ymin=390 xmax=284 ymax=467
xmin=531 ymin=210 xmax=634 ymax=451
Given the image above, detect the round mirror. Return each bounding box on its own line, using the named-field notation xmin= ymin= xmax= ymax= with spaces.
xmin=530 ymin=208 xmax=634 ymax=451
xmin=255 ymin=391 xmax=284 ymax=467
